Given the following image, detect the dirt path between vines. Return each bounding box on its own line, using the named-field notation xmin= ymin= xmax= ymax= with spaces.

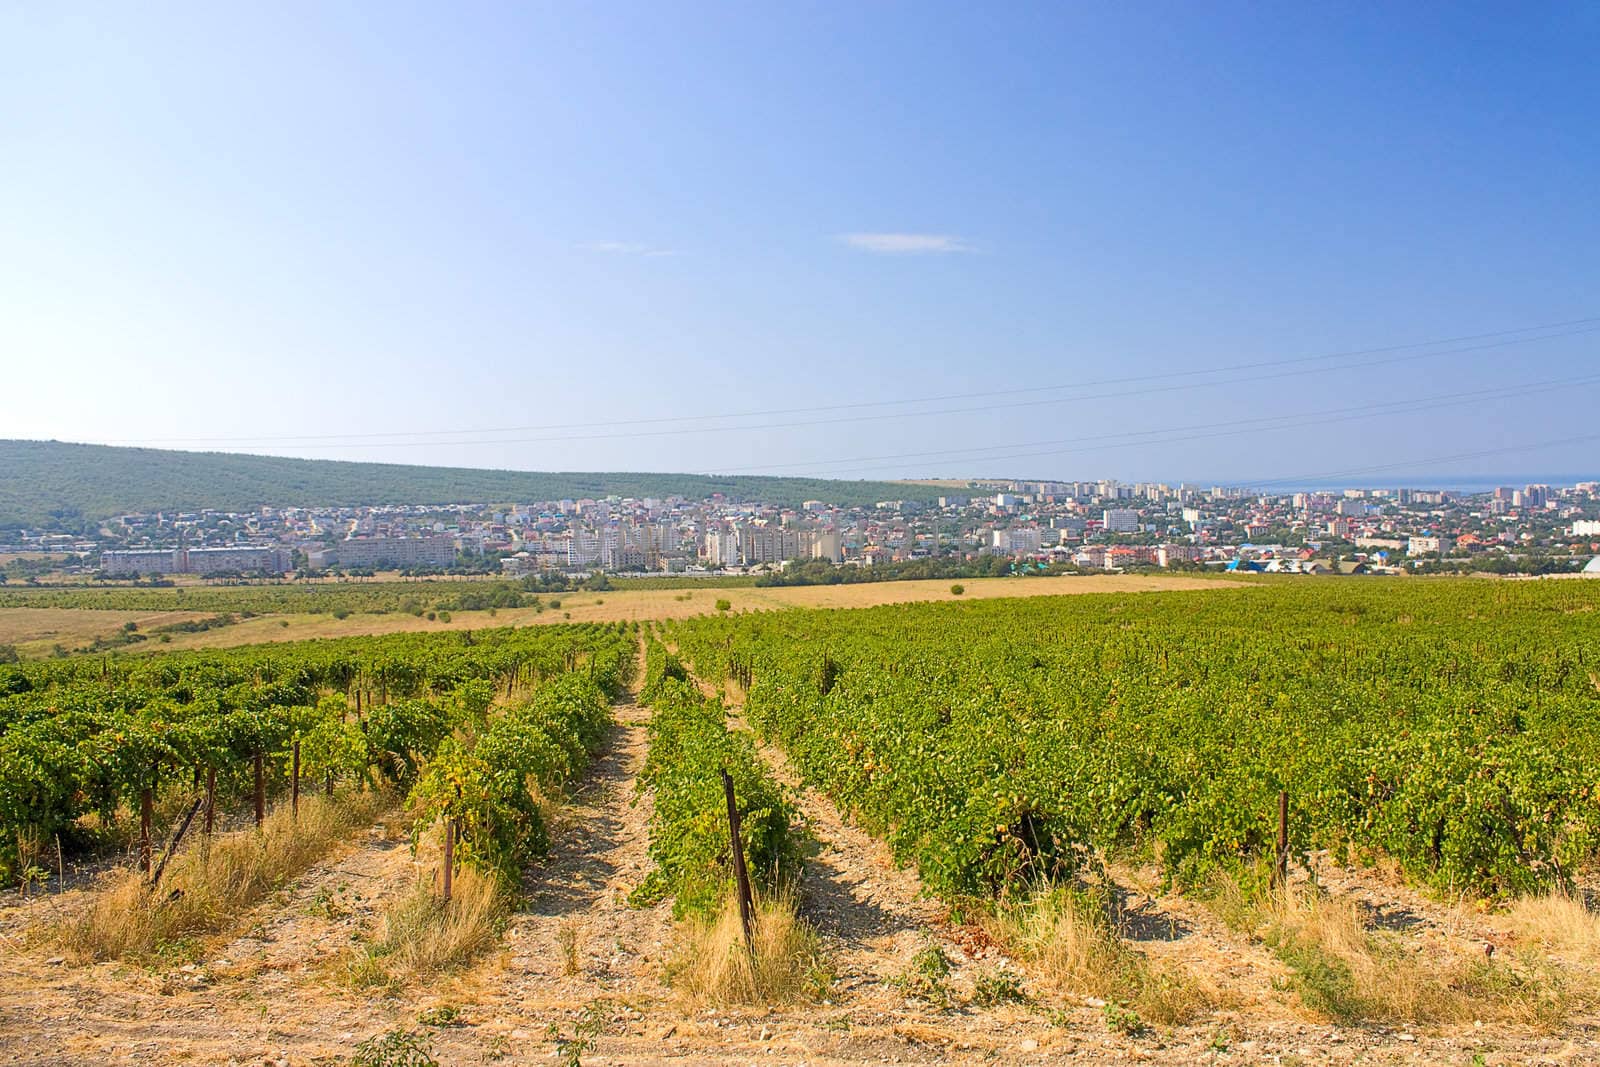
xmin=0 ymin=803 xmax=425 ymax=1067
xmin=4 ymin=648 xmax=1599 ymax=1066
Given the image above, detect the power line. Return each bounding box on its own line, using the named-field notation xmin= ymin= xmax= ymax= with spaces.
xmin=110 ymin=315 xmax=1600 ymax=446
xmin=105 ymin=321 xmax=1600 ymax=450
xmin=702 ymin=371 xmax=1600 ymax=476
xmin=1241 ymin=433 xmax=1600 ymax=489
xmin=709 ymin=371 xmax=1600 ymax=479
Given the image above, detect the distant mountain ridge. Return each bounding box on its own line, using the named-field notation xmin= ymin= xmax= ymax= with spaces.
xmin=0 ymin=440 xmax=944 ymax=530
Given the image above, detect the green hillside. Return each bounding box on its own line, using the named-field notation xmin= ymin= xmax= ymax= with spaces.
xmin=0 ymin=440 xmax=945 ymax=530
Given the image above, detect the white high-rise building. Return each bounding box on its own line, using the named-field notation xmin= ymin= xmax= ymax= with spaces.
xmin=704 ymin=531 xmax=741 ymax=566
xmin=1102 ymin=509 xmax=1140 ymax=534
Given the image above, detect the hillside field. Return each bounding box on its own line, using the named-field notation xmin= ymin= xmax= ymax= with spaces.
xmin=1 ymin=576 xmax=1598 ymax=1066
xmin=0 ymin=573 xmax=1230 ymax=658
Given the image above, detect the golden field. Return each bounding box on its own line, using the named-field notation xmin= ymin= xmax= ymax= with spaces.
xmin=0 ymin=573 xmax=1236 ymax=657
xmin=0 ymin=607 xmax=212 ymax=659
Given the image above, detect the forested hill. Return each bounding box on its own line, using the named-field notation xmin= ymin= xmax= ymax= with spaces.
xmin=0 ymin=440 xmax=944 ymax=530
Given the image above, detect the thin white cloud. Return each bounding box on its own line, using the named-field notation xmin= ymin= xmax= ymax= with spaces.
xmin=838 ymin=232 xmax=974 ymax=254
xmin=578 ymin=241 xmax=681 ymax=258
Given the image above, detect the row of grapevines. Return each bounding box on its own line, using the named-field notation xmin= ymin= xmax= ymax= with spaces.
xmin=633 ymin=640 xmax=802 ymax=917
xmin=407 ymin=673 xmax=618 ymax=887
xmin=667 ymin=580 xmax=1600 ymax=898
xmin=0 ymin=623 xmax=637 ymax=882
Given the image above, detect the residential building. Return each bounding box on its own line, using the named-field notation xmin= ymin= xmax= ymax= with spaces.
xmin=1102 ymin=509 xmax=1140 ymax=533
xmin=318 ymin=535 xmax=457 ymax=569
xmin=1406 ymin=535 xmax=1455 ymax=557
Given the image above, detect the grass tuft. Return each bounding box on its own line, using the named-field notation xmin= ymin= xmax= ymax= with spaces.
xmin=1210 ymin=868 xmax=1575 ymax=1027
xmin=988 ymin=885 xmax=1216 ymax=1024
xmin=1505 ymin=889 xmax=1600 ymax=962
xmin=666 ymin=888 xmax=828 ymax=1006
xmin=58 ymin=790 xmax=388 ymax=962
xmin=345 ymin=863 xmax=506 ymax=986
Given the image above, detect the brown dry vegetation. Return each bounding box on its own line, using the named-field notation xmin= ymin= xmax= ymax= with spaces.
xmin=988 ymin=885 xmax=1222 ymax=1025
xmin=0 ymin=573 xmax=1235 ymax=656
xmin=1207 ymin=868 xmax=1586 ymax=1028
xmin=0 ymin=607 xmax=211 ymax=658
xmin=55 ymin=790 xmax=390 ymax=963
xmin=665 ymin=889 xmax=829 ymax=1007
xmin=344 ymin=865 xmax=507 ymax=989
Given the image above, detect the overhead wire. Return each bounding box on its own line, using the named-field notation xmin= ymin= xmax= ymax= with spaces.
xmin=105 ymin=321 xmax=1600 ymax=450
xmin=700 ymin=370 xmax=1600 ymax=478
xmin=1242 ymin=434 xmax=1600 ymax=489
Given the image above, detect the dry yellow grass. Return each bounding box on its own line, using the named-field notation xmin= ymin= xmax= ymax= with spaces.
xmin=1211 ymin=873 xmax=1575 ymax=1026
xmin=1505 ymin=890 xmax=1600 ymax=962
xmin=346 ymin=865 xmax=507 ymax=986
xmin=666 ymin=890 xmax=828 ymax=1006
xmin=57 ymin=790 xmax=389 ymax=962
xmin=0 ymin=607 xmax=211 ymax=658
xmin=988 ymin=887 xmax=1217 ymax=1024
xmin=48 ymin=573 xmax=1240 ymax=655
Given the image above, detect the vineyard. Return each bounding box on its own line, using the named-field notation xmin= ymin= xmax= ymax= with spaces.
xmin=0 ymin=623 xmax=636 ymax=886
xmin=2 ymin=578 xmax=1600 ymax=1065
xmin=666 ymin=579 xmax=1600 ymax=900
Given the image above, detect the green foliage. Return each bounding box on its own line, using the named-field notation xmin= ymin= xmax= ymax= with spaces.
xmin=634 ymin=641 xmax=801 ymax=918
xmin=0 ymin=439 xmax=942 ymax=529
xmin=547 ymin=1000 xmax=610 ymax=1067
xmin=1102 ymin=1000 xmax=1145 ymax=1035
xmin=638 ymin=645 xmax=689 ymax=705
xmin=294 ymin=695 xmax=367 ymax=785
xmin=972 ymin=966 xmax=1026 ymax=1006
xmin=434 ymin=584 xmax=526 ymax=612
xmin=0 ymin=579 xmax=536 ymax=615
xmin=0 ymin=621 xmax=636 ymax=883
xmin=416 ymin=1004 xmax=460 ymax=1027
xmin=1266 ymin=932 xmax=1363 ymax=1021
xmin=897 ymin=942 xmax=953 ymax=1006
xmin=667 ymin=580 xmax=1600 ymax=899
xmin=351 ymin=1029 xmax=437 ymax=1067
xmin=752 ymin=554 xmax=1058 ymax=587
xmin=407 ymin=675 xmax=613 ymax=887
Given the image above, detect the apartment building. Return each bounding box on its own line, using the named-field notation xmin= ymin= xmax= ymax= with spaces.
xmin=314 ymin=535 xmax=457 ymax=569
xmin=1102 ymin=509 xmax=1140 ymax=533
xmin=101 ymin=545 xmax=291 ymax=576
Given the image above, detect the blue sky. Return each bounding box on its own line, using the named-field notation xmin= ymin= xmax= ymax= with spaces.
xmin=3 ymin=3 xmax=1597 ymax=486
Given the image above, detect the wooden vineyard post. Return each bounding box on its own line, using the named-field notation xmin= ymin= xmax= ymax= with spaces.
xmin=253 ymin=752 xmax=265 ymax=828
xmin=291 ymin=740 xmax=301 ymax=821
xmin=150 ymin=794 xmax=204 ymax=889
xmin=721 ymin=769 xmax=755 ymax=950
xmin=139 ymin=787 xmax=153 ymax=876
xmin=204 ymin=767 xmax=216 ymax=835
xmin=1275 ymin=790 xmax=1289 ymax=887
xmin=441 ymin=818 xmax=456 ymax=904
